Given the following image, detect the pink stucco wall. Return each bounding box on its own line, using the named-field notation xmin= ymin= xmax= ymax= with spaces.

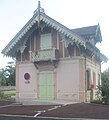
xmin=79 ymin=59 xmax=86 ymax=102
xmin=56 ymin=59 xmax=80 ymax=102
xmin=16 ymin=62 xmax=38 ymax=102
xmin=16 ymin=57 xmax=101 ymax=103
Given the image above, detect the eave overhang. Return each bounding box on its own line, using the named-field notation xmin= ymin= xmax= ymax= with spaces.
xmin=40 ymin=13 xmax=86 ymax=47
xmin=100 ymin=53 xmax=108 ymax=63
xmin=71 ymin=24 xmax=102 ymax=44
xmin=2 ymin=13 xmax=39 ymax=57
xmin=95 ymin=24 xmax=102 ymax=43
xmin=2 ymin=12 xmax=86 ymax=57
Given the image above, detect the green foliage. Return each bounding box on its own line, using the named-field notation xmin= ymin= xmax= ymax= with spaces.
xmin=99 ymin=68 xmax=109 ymax=104
xmin=91 ymin=99 xmax=102 ymax=104
xmin=0 ymin=91 xmax=9 ymax=100
xmin=0 ymin=91 xmax=16 ymax=101
xmin=0 ymin=89 xmax=16 ymax=101
xmin=0 ymin=68 xmax=6 ymax=86
xmin=0 ymin=61 xmax=15 ymax=86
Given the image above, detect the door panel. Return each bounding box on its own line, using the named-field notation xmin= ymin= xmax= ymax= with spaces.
xmin=38 ymin=71 xmax=54 ymax=100
xmin=47 ymin=86 xmax=54 ymax=98
xmin=39 ymin=73 xmax=46 ymax=85
xmin=46 ymin=74 xmax=54 ymax=85
xmin=39 ymin=86 xmax=47 ymax=99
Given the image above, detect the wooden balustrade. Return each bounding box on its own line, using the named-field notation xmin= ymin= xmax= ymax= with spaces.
xmin=31 ymin=49 xmax=59 ymax=62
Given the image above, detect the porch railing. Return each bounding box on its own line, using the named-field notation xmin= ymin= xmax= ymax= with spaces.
xmin=31 ymin=48 xmax=59 ymax=62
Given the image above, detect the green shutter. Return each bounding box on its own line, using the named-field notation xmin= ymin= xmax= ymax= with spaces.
xmin=40 ymin=33 xmax=52 ymax=50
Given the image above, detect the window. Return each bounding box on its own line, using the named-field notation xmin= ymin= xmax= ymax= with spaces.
xmin=86 ymin=70 xmax=90 ymax=90
xmin=93 ymin=72 xmax=96 ymax=89
xmin=98 ymin=74 xmax=100 ymax=86
xmin=40 ymin=33 xmax=52 ymax=50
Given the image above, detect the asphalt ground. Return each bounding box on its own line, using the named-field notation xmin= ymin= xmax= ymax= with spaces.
xmin=0 ymin=101 xmax=109 ymax=119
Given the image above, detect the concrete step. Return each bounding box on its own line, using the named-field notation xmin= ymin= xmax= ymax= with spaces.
xmin=22 ymin=99 xmax=77 ymax=105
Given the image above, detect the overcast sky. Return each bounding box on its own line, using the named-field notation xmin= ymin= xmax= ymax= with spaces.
xmin=0 ymin=0 xmax=109 ymax=71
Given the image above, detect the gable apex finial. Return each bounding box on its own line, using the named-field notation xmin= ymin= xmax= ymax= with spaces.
xmin=38 ymin=1 xmax=40 ymax=11
xmin=34 ymin=1 xmax=45 ymax=15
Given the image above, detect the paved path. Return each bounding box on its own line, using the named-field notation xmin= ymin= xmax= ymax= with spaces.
xmin=0 ymin=115 xmax=107 ymax=120
xmin=0 ymin=101 xmax=109 ymax=119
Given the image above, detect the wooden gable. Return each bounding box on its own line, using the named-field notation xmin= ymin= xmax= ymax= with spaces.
xmin=2 ymin=9 xmax=85 ymax=58
xmin=1 ymin=2 xmax=108 ymax=63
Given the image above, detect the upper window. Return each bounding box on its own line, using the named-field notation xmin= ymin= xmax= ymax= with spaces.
xmin=40 ymin=33 xmax=52 ymax=50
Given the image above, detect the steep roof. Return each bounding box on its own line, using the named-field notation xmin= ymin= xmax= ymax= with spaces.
xmin=2 ymin=11 xmax=85 ymax=57
xmin=72 ymin=25 xmax=97 ymax=35
xmin=1 ymin=2 xmax=108 ymax=62
xmin=71 ymin=24 xmax=102 ymax=43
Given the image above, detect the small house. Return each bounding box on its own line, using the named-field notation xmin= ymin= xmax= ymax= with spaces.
xmin=2 ymin=2 xmax=108 ymax=103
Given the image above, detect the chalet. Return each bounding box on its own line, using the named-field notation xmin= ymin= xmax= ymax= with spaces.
xmin=2 ymin=2 xmax=108 ymax=103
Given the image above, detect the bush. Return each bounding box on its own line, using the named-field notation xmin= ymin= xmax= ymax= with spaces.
xmin=0 ymin=91 xmax=9 ymax=100
xmin=98 ymin=85 xmax=109 ymax=104
xmin=100 ymin=69 xmax=109 ymax=104
xmin=91 ymin=100 xmax=102 ymax=104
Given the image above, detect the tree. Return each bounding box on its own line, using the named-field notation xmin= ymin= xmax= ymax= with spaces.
xmin=99 ymin=68 xmax=109 ymax=104
xmin=0 ymin=68 xmax=7 ymax=86
xmin=0 ymin=61 xmax=15 ymax=86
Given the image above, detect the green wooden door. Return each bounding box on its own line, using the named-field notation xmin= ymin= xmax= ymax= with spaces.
xmin=38 ymin=71 xmax=54 ymax=100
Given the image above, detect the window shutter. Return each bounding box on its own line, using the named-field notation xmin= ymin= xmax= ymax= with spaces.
xmin=40 ymin=33 xmax=52 ymax=50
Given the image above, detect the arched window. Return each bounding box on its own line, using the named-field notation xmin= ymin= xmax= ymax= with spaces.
xmin=86 ymin=69 xmax=90 ymax=90
xmin=67 ymin=43 xmax=74 ymax=56
xmin=93 ymin=72 xmax=96 ymax=89
xmin=98 ymin=74 xmax=100 ymax=86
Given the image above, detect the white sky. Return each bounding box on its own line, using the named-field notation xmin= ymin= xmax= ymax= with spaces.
xmin=0 ymin=0 xmax=109 ymax=71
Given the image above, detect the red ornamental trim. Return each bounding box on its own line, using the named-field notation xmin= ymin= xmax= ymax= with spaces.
xmin=24 ymin=73 xmax=30 ymax=80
